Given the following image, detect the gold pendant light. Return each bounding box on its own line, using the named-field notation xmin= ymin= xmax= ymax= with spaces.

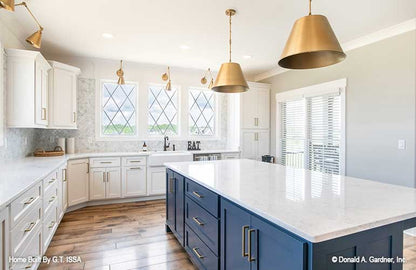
xmin=116 ymin=60 xmax=125 ymax=85
xmin=279 ymin=0 xmax=346 ymax=69
xmin=212 ymin=9 xmax=249 ymax=93
xmin=161 ymin=66 xmax=172 ymax=91
xmin=15 ymin=2 xmax=44 ymax=48
xmin=0 ymin=0 xmax=14 ymax=11
xmin=201 ymin=68 xmax=214 ymax=89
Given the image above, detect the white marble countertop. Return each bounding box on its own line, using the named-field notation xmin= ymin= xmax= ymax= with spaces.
xmin=0 ymin=150 xmax=239 ymax=210
xmin=164 ymin=159 xmax=416 ymax=243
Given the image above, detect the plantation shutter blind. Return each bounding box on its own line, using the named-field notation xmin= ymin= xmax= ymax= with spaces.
xmin=277 ymin=80 xmax=344 ymax=175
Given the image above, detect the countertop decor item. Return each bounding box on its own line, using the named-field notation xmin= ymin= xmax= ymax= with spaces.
xmin=211 ymin=9 xmax=249 ymax=93
xmin=34 ymin=146 xmax=65 ymax=157
xmin=279 ymin=0 xmax=346 ymax=69
xmin=161 ymin=66 xmax=172 ymax=91
xmin=57 ymin=137 xmax=66 ymax=153
xmin=116 ymin=60 xmax=125 ymax=85
xmin=66 ymin=137 xmax=75 ymax=154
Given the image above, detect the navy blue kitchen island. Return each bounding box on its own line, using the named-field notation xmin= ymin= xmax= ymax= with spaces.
xmin=165 ymin=160 xmax=416 ymax=270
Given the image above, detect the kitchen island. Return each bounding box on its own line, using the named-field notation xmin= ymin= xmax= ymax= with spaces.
xmin=164 ymin=159 xmax=416 ymax=270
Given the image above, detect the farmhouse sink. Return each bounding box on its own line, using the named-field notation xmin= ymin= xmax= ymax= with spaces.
xmin=148 ymin=152 xmax=193 ymax=166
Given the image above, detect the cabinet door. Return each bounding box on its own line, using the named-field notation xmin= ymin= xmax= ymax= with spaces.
xmin=221 ymin=199 xmax=251 ymax=270
xmin=106 ymin=168 xmax=121 ymax=199
xmin=166 ymin=170 xmax=175 ymax=230
xmin=256 ymin=88 xmax=270 ymax=129
xmin=52 ymin=69 xmax=77 ymax=128
xmin=241 ymin=90 xmax=257 ymax=129
xmin=0 ymin=208 xmax=9 ymax=270
xmin=241 ymin=131 xmax=257 ymax=160
xmin=256 ymin=131 xmax=270 ymax=161
xmin=67 ymin=160 xmax=89 ymax=206
xmin=147 ymin=167 xmax=166 ymax=195
xmin=123 ymin=166 xmax=146 ymax=197
xmin=174 ymin=173 xmax=184 ymax=245
xmin=90 ymin=168 xmax=106 ymax=200
xmin=35 ymin=63 xmax=48 ymax=126
xmin=251 ymin=216 xmax=306 ymax=270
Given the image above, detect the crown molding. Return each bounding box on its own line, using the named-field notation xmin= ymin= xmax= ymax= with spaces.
xmin=254 ymin=18 xmax=416 ymax=82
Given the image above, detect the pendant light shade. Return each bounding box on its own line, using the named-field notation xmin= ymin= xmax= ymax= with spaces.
xmin=279 ymin=1 xmax=345 ymax=69
xmin=26 ymin=29 xmax=42 ymax=49
xmin=0 ymin=0 xmax=14 ymax=11
xmin=212 ymin=9 xmax=248 ymax=93
xmin=212 ymin=62 xmax=248 ymax=93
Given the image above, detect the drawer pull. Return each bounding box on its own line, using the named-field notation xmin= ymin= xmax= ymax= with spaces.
xmin=48 ymin=178 xmax=56 ymax=184
xmin=130 ymin=167 xmax=142 ymax=170
xmin=48 ymin=221 xmax=56 ymax=229
xmin=192 ymin=217 xmax=204 ymax=226
xmin=242 ymin=225 xmax=249 ymax=257
xmin=24 ymin=222 xmax=35 ymax=232
xmin=192 ymin=191 xmax=203 ymax=198
xmin=24 ymin=197 xmax=35 ymax=205
xmin=248 ymin=229 xmax=256 ymax=262
xmin=49 ymin=196 xmax=56 ymax=203
xmin=192 ymin=248 xmax=205 ymax=259
xmin=62 ymin=169 xmax=67 ymax=181
xmin=25 ymin=262 xmax=33 ymax=269
xmin=129 ymin=160 xmax=142 ymax=163
xmin=100 ymin=161 xmax=113 ymax=164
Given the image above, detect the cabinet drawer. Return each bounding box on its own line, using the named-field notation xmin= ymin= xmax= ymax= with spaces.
xmin=43 ymin=170 xmax=58 ymax=193
xmin=43 ymin=206 xmax=58 ymax=250
xmin=185 ymin=196 xmax=219 ymax=255
xmin=90 ymin=157 xmax=120 ymax=168
xmin=122 ymin=156 xmax=147 ymax=166
xmin=185 ymin=224 xmax=218 ymax=270
xmin=185 ymin=179 xmax=219 ymax=217
xmin=10 ymin=200 xmax=42 ymax=256
xmin=10 ymin=182 xmax=42 ymax=228
xmin=43 ymin=184 xmax=58 ymax=216
xmin=11 ymin=226 xmax=42 ymax=270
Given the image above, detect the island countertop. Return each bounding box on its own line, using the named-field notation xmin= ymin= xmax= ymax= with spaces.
xmin=164 ymin=159 xmax=416 ymax=243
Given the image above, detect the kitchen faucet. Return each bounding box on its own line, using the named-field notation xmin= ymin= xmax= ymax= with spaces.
xmin=163 ymin=136 xmax=170 ymax=151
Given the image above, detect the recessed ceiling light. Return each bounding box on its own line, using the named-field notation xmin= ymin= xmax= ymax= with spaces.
xmin=180 ymin=45 xmax=190 ymax=50
xmin=102 ymin=33 xmax=114 ymax=39
xmin=243 ymin=55 xmax=252 ymax=59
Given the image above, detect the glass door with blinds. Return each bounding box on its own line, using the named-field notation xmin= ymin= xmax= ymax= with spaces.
xmin=276 ymin=79 xmax=346 ymax=175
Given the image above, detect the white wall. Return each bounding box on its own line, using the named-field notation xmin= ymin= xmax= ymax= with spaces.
xmin=262 ymin=30 xmax=416 ymax=187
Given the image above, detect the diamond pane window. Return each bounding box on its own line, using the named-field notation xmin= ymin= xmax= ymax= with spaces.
xmin=148 ymin=84 xmax=178 ymax=136
xmin=189 ymin=88 xmax=216 ymax=136
xmin=101 ymin=82 xmax=137 ymax=136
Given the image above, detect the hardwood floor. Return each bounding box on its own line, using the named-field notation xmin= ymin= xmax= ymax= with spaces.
xmin=39 ymin=201 xmax=196 ymax=270
xmin=40 ymin=201 xmax=416 ymax=270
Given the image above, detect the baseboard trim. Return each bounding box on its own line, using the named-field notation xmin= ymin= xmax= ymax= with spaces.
xmin=65 ymin=195 xmax=165 ymax=213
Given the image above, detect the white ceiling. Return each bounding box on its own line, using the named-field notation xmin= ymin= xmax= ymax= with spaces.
xmin=1 ymin=0 xmax=415 ymax=77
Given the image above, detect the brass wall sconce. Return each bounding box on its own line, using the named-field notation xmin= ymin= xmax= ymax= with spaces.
xmin=201 ymin=68 xmax=214 ymax=89
xmin=1 ymin=2 xmax=44 ymax=48
xmin=116 ymin=60 xmax=125 ymax=85
xmin=162 ymin=66 xmax=172 ymax=91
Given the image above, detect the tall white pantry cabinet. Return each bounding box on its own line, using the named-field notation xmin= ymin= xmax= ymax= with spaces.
xmin=240 ymin=82 xmax=271 ymax=161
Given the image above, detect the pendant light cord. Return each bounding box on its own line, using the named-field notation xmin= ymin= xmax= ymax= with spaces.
xmin=228 ymin=13 xmax=232 ymax=63
xmin=308 ymin=0 xmax=312 ymax=15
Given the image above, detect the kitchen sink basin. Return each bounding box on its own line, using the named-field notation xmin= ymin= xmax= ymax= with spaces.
xmin=148 ymin=152 xmax=193 ymax=166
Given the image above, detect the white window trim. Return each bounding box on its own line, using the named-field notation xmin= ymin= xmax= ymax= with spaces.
xmin=275 ymin=78 xmax=347 ymax=175
xmin=187 ymin=86 xmax=221 ymax=140
xmin=95 ymin=80 xmax=139 ymax=141
xmin=147 ymin=83 xmax=182 ymax=139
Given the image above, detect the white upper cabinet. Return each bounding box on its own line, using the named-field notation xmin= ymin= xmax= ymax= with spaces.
xmin=6 ymin=49 xmax=51 ymax=128
xmin=241 ymin=82 xmax=270 ymax=129
xmin=48 ymin=61 xmax=80 ymax=129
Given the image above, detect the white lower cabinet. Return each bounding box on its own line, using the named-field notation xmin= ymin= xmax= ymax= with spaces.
xmin=0 ymin=207 xmax=9 ymax=270
xmin=67 ymin=159 xmax=89 ymax=206
xmin=147 ymin=166 xmax=166 ymax=195
xmin=89 ymin=167 xmax=121 ymax=200
xmin=122 ymin=166 xmax=147 ymax=197
xmin=11 ymin=227 xmax=42 ymax=270
xmin=42 ymin=204 xmax=58 ymax=251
